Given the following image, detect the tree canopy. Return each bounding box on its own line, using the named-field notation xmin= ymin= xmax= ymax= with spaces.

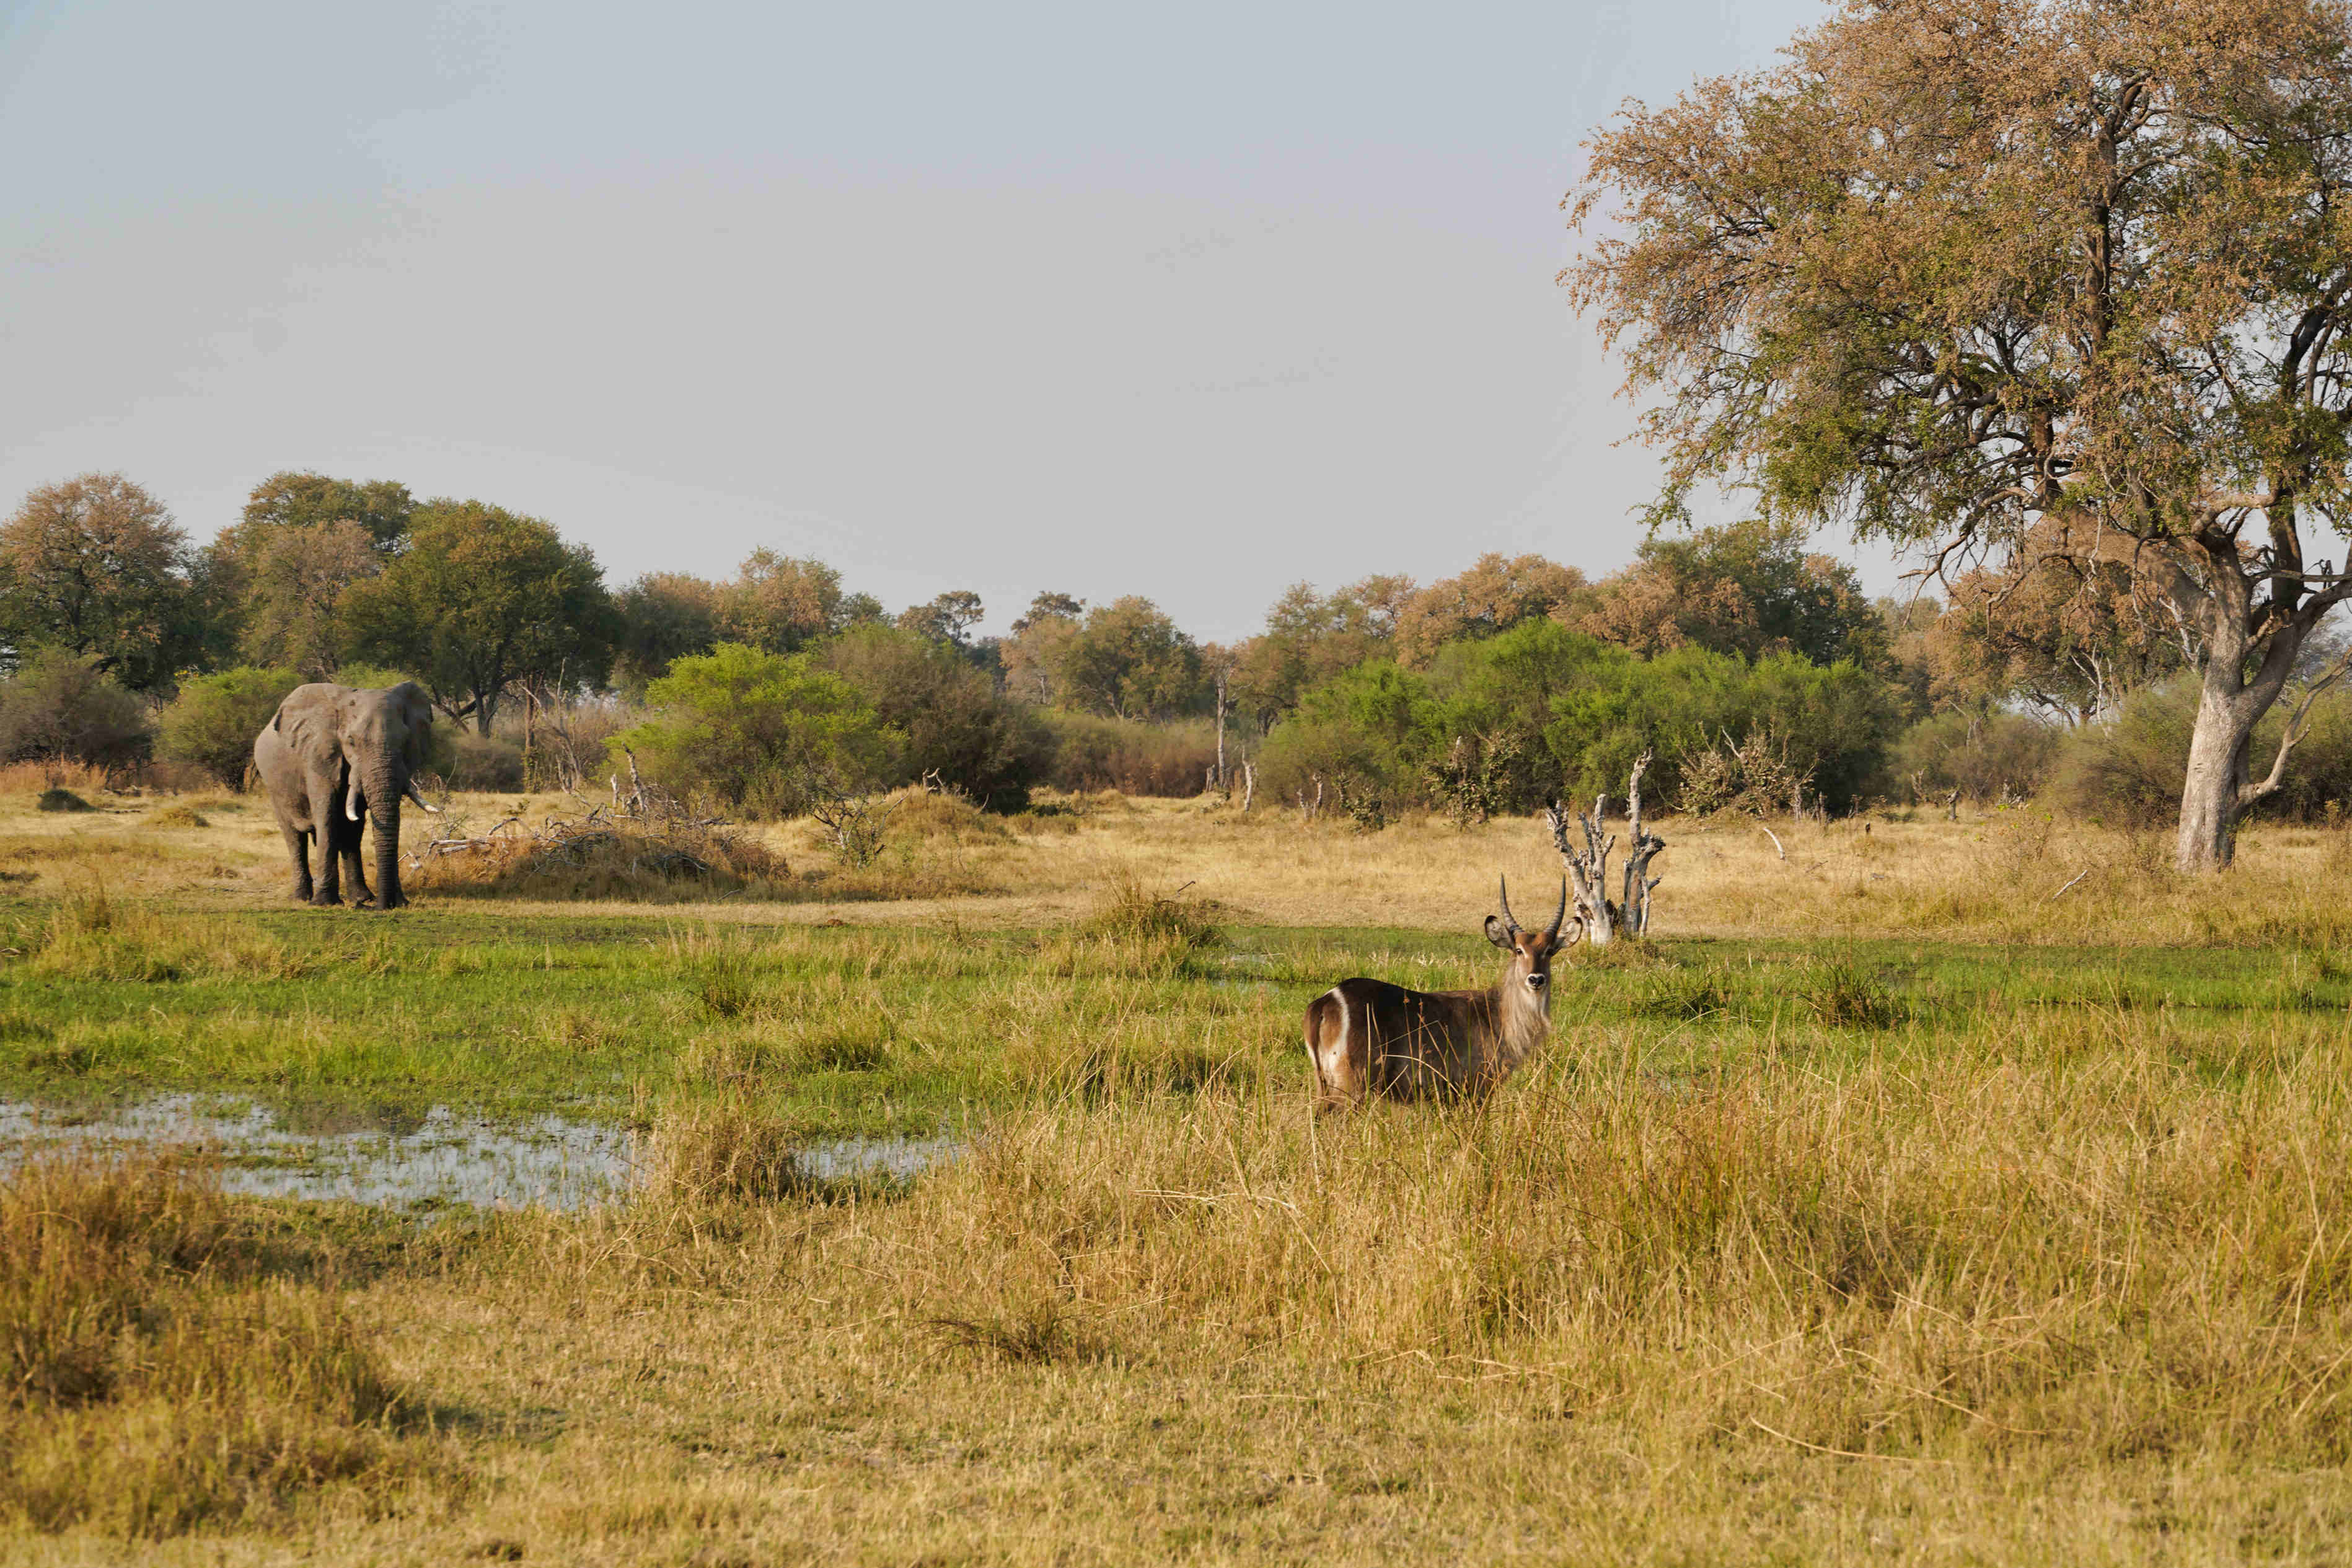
xmin=0 ymin=474 xmax=209 ymax=692
xmin=1570 ymin=0 xmax=2352 ymax=867
xmin=340 ymin=500 xmax=616 ymax=733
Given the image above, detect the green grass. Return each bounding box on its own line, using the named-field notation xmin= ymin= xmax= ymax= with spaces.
xmin=14 ymin=894 xmax=2352 ymax=1559
xmin=3 ymin=897 xmax=2348 ymax=1135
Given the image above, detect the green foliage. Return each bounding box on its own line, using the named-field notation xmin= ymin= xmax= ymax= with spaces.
xmin=1062 ymin=597 xmax=1204 ymax=720
xmin=230 ymin=471 xmax=413 ymax=555
xmin=1257 ymin=619 xmax=1905 ymax=815
xmin=1257 ymin=660 xmax=1435 ymax=808
xmin=338 ymin=499 xmax=617 ymax=734
xmin=0 ymin=650 xmax=152 ymax=769
xmin=1891 ymin=708 xmax=2065 ymax=808
xmin=821 ymin=623 xmax=1051 ymax=810
xmin=1040 ymin=713 xmax=1221 ymax=796
xmin=35 ymin=788 xmax=93 ymax=813
xmin=156 ymin=667 xmax=304 ymax=789
xmin=0 ymin=475 xmax=211 ymax=692
xmin=613 ymin=573 xmax=720 ymax=691
xmin=613 ymin=642 xmax=899 ymax=817
xmin=2051 ymin=679 xmax=2352 ymax=827
xmin=895 ymin=590 xmax=985 ymax=648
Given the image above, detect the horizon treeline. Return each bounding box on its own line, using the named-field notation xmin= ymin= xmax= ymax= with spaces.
xmin=4 ymin=467 xmax=2345 ymax=824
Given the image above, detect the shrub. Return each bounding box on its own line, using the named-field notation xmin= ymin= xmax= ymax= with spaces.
xmin=821 ymin=624 xmax=1052 ymax=810
xmin=156 ymin=666 xmax=304 ymax=789
xmin=2053 ymin=677 xmax=2352 ymax=826
xmin=1253 ymin=620 xmax=1908 ymax=816
xmin=1042 ymin=713 xmax=1220 ymax=796
xmin=445 ymin=732 xmax=525 ymax=792
xmin=0 ymin=650 xmax=152 ymax=771
xmin=34 ymin=788 xmax=93 ymax=813
xmin=1890 ymin=707 xmax=2064 ymax=806
xmin=609 ymin=642 xmax=900 ymax=818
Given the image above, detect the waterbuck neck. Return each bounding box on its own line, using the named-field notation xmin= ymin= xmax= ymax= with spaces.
xmin=1487 ymin=964 xmax=1554 ymax=1069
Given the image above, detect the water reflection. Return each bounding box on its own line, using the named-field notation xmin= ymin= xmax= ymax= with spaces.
xmin=0 ymin=1095 xmax=955 ymax=1213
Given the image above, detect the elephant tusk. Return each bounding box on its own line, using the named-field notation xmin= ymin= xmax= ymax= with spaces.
xmin=345 ymin=776 xmax=363 ymax=822
xmin=405 ymin=778 xmax=442 ymax=814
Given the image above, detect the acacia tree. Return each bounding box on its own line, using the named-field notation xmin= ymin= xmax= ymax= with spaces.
xmin=1572 ymin=0 xmax=2352 ymax=870
xmin=340 ymin=500 xmax=615 ymax=733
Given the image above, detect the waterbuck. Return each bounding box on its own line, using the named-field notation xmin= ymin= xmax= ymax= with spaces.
xmin=1303 ymin=876 xmax=1574 ymax=1109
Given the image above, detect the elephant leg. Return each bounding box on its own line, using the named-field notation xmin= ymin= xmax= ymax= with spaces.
xmin=342 ymin=826 xmax=374 ymax=908
xmin=307 ymin=781 xmax=344 ymax=905
xmin=280 ymin=819 xmax=314 ymax=902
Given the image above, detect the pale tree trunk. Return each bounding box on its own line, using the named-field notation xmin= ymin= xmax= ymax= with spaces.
xmin=1213 ymin=669 xmax=1228 ymax=788
xmin=2176 ymin=676 xmax=2257 ymax=872
xmin=2168 ymin=521 xmax=2347 ymax=873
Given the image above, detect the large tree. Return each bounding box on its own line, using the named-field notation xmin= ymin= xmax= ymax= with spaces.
xmin=614 ymin=571 xmax=721 ymax=689
xmin=1571 ymin=519 xmax=1889 ymax=669
xmin=236 ymin=520 xmax=381 ymax=678
xmin=1233 ymin=575 xmax=1416 ymax=726
xmin=222 ymin=471 xmax=413 ymax=558
xmin=1572 ymin=0 xmax=2352 ymax=870
xmin=0 ymin=473 xmax=210 ymax=691
xmin=1391 ymin=554 xmax=1587 ymax=669
xmin=340 ymin=500 xmax=615 ymax=733
xmin=1062 ymin=596 xmax=1204 ymax=720
xmin=1000 ymin=592 xmax=1085 ymax=705
xmin=714 ymin=548 xmax=843 ymax=653
xmin=209 ymin=472 xmax=413 ymax=672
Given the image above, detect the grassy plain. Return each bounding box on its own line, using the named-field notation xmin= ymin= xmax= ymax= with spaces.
xmin=6 ymin=778 xmax=2352 ymax=1562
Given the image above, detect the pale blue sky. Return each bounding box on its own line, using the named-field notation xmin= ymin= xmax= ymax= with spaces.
xmin=0 ymin=0 xmax=1877 ymax=640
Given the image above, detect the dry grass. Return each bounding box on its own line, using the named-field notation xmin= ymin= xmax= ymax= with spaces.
xmin=0 ymin=1153 xmax=446 ymax=1539
xmin=10 ymin=770 xmax=2352 ymax=948
xmin=184 ymin=999 xmax=2350 ymax=1563
xmin=19 ymin=786 xmax=2352 ymax=1558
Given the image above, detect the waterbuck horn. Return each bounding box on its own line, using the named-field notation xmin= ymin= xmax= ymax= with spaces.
xmin=1498 ymin=874 xmax=1521 ymax=935
xmin=1544 ymin=876 xmax=1569 ymax=941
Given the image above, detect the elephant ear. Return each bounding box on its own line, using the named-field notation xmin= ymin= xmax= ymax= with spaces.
xmin=390 ymin=682 xmax=435 ymax=765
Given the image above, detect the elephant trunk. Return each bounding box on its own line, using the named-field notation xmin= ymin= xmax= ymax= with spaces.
xmin=369 ymin=764 xmax=405 ymax=909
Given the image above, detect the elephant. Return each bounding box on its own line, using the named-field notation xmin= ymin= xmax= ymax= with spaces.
xmin=253 ymin=682 xmax=441 ymax=909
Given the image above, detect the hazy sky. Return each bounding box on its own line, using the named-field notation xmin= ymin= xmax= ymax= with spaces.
xmin=0 ymin=0 xmax=1882 ymax=641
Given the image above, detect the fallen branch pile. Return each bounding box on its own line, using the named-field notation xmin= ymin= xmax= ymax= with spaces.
xmin=408 ymin=771 xmax=788 ymax=899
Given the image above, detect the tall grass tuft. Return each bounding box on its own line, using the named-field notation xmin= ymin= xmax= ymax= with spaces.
xmin=1046 ymin=878 xmax=1223 ymax=979
xmin=27 ymin=886 xmax=325 ymax=984
xmin=1800 ymin=959 xmax=1911 ymax=1029
xmin=0 ymin=1153 xmax=445 ymax=1536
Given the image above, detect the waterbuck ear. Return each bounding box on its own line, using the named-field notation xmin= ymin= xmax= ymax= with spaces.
xmin=1482 ymin=914 xmax=1514 ymax=950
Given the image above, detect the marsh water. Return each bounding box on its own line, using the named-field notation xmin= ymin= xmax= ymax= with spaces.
xmin=0 ymin=1095 xmax=956 ymax=1213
